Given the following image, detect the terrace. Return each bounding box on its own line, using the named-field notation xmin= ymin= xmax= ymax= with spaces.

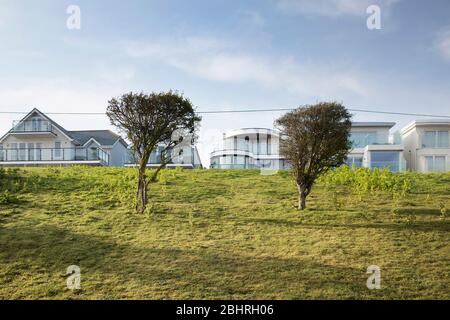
xmin=0 ymin=147 xmax=109 ymax=166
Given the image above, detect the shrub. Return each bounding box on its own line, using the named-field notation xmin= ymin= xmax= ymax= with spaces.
xmin=319 ymin=166 xmax=415 ymax=194
xmin=0 ymin=190 xmax=19 ymax=204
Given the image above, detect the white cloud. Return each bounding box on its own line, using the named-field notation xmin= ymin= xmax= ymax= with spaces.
xmin=0 ymin=0 xmax=16 ymax=29
xmin=275 ymin=0 xmax=399 ymax=17
xmin=238 ymin=10 xmax=266 ymax=27
xmin=94 ymin=63 xmax=136 ymax=83
xmin=124 ymin=36 xmax=371 ymax=99
xmin=436 ymin=29 xmax=450 ymax=62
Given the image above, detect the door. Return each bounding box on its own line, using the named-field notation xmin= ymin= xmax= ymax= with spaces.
xmin=19 ymin=143 xmax=27 ymax=161
xmin=35 ymin=143 xmax=42 ymax=160
xmin=54 ymin=142 xmax=62 ymax=159
xmin=28 ymin=143 xmax=35 ymax=160
xmin=89 ymin=147 xmax=99 ymax=160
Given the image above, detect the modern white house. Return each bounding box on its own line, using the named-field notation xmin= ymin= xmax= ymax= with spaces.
xmin=210 ymin=124 xmax=406 ymax=171
xmin=0 ymin=108 xmax=128 ymax=167
xmin=124 ymin=144 xmax=203 ymax=169
xmin=210 ymin=128 xmax=288 ymax=169
xmin=401 ymin=119 xmax=450 ymax=172
xmin=347 ymin=122 xmax=406 ymax=172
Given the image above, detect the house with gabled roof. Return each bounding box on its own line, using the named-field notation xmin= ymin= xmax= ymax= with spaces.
xmin=0 ymin=108 xmax=128 ymax=167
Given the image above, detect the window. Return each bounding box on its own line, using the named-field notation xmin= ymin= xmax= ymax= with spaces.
xmin=28 ymin=143 xmax=35 ymax=161
xmin=19 ymin=143 xmax=26 ymax=161
xmin=0 ymin=144 xmax=3 ymax=161
xmin=36 ymin=143 xmax=42 ymax=161
xmin=438 ymin=131 xmax=449 ymax=148
xmin=244 ymin=136 xmax=249 ymax=152
xmin=54 ymin=141 xmax=62 ymax=158
xmin=10 ymin=143 xmax=18 ymax=161
xmin=423 ymin=131 xmax=449 ymax=148
xmin=425 ymin=156 xmax=446 ymax=172
xmin=346 ymin=156 xmax=363 ymax=168
xmin=350 ymin=132 xmax=378 ymax=148
xmin=370 ymin=151 xmax=400 ymax=172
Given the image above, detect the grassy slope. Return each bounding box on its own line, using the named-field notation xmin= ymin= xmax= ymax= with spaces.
xmin=0 ymin=167 xmax=449 ymax=299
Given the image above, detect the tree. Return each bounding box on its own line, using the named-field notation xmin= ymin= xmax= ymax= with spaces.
xmin=275 ymin=102 xmax=352 ymax=210
xmin=106 ymin=91 xmax=201 ymax=213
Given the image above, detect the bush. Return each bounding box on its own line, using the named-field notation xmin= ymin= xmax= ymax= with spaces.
xmin=0 ymin=190 xmax=19 ymax=204
xmin=319 ymin=166 xmax=414 ymax=194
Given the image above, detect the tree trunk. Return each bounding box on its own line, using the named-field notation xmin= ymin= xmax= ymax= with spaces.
xmin=136 ymin=166 xmax=148 ymax=213
xmin=297 ymin=184 xmax=307 ymax=210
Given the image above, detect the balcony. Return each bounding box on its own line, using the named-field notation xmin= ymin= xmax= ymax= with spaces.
xmin=210 ymin=163 xmax=260 ymax=169
xmin=369 ymin=160 xmax=407 ymax=172
xmin=10 ymin=120 xmax=56 ymax=138
xmin=350 ymin=133 xmax=402 ymax=149
xmin=0 ymin=147 xmax=109 ymax=166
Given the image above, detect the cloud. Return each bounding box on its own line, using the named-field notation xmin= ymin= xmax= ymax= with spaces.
xmin=275 ymin=0 xmax=399 ymax=17
xmin=238 ymin=10 xmax=266 ymax=27
xmin=94 ymin=63 xmax=136 ymax=83
xmin=436 ymin=28 xmax=450 ymax=62
xmin=124 ymin=36 xmax=371 ymax=99
xmin=0 ymin=78 xmax=121 ymax=137
xmin=0 ymin=0 xmax=17 ymax=29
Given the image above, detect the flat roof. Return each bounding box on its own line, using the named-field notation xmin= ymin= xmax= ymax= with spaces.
xmin=401 ymin=119 xmax=450 ymax=134
xmin=351 ymin=122 xmax=396 ymax=128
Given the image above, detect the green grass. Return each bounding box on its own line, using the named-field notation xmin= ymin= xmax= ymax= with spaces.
xmin=0 ymin=167 xmax=449 ymax=299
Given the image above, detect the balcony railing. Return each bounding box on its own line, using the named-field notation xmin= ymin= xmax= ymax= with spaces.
xmin=0 ymin=148 xmax=109 ymax=165
xmin=350 ymin=133 xmax=402 ymax=148
xmin=369 ymin=160 xmax=406 ymax=172
xmin=11 ymin=120 xmax=54 ymax=133
xmin=210 ymin=164 xmax=260 ymax=169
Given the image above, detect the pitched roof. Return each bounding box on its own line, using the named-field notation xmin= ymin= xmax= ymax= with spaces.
xmin=68 ymin=130 xmax=128 ymax=147
xmin=0 ymin=108 xmax=128 ymax=147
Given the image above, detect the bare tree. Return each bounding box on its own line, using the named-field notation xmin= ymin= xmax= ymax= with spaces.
xmin=106 ymin=91 xmax=201 ymax=213
xmin=275 ymin=102 xmax=352 ymax=210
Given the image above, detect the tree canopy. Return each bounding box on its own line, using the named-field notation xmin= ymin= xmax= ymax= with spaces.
xmin=275 ymin=102 xmax=352 ymax=210
xmin=107 ymin=91 xmax=201 ymax=213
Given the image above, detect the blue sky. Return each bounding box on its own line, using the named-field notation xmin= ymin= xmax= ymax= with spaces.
xmin=1 ymin=0 xmax=450 ymax=165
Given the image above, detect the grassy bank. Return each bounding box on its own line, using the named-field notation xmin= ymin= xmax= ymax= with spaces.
xmin=0 ymin=167 xmax=449 ymax=299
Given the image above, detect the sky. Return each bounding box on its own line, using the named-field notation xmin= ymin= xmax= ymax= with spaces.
xmin=1 ymin=0 xmax=450 ymax=166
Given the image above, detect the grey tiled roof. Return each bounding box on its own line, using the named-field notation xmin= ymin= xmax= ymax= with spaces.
xmin=68 ymin=130 xmax=127 ymax=147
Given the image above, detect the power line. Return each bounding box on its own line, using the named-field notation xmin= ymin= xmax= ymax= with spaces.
xmin=0 ymin=107 xmax=449 ymax=118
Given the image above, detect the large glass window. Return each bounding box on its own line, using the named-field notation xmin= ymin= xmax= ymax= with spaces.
xmin=346 ymin=156 xmax=363 ymax=168
xmin=423 ymin=131 xmax=449 ymax=148
xmin=350 ymin=132 xmax=377 ymax=148
xmin=425 ymin=156 xmax=446 ymax=172
xmin=370 ymin=151 xmax=400 ymax=172
xmin=10 ymin=143 xmax=18 ymax=161
xmin=19 ymin=143 xmax=26 ymax=161
xmin=438 ymin=131 xmax=449 ymax=148
xmin=54 ymin=142 xmax=62 ymax=158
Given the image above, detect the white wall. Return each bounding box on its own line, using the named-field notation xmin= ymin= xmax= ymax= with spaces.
xmin=402 ymin=124 xmax=450 ymax=172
